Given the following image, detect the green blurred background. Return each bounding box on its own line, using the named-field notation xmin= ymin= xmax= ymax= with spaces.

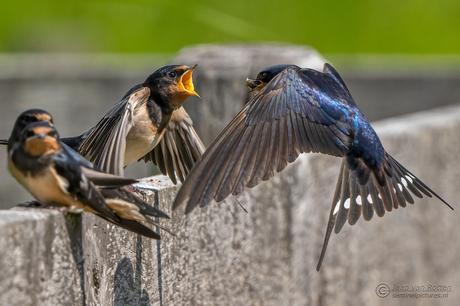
xmin=1 ymin=0 xmax=459 ymax=54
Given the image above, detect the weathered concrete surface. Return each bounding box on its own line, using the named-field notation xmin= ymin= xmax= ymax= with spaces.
xmin=0 ymin=104 xmax=458 ymax=305
xmin=0 ymin=210 xmax=83 ymax=305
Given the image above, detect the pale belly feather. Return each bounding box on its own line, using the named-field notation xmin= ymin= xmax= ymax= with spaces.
xmin=8 ymin=159 xmax=83 ymax=208
xmin=124 ymin=108 xmax=165 ymax=166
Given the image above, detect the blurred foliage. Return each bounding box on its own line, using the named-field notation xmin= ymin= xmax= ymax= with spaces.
xmin=1 ymin=0 xmax=459 ymax=54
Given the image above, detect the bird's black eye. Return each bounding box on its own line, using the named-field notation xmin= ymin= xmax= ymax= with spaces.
xmin=169 ymin=72 xmax=177 ymax=78
xmin=259 ymin=71 xmax=268 ymax=80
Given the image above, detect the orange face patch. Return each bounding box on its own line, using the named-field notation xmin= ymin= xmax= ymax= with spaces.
xmin=33 ymin=114 xmax=53 ymax=123
xmin=31 ymin=126 xmax=54 ymax=135
xmin=24 ymin=128 xmax=59 ymax=156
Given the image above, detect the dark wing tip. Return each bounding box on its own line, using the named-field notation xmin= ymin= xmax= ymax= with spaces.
xmin=117 ymin=219 xmax=161 ymax=239
xmin=145 ymin=206 xmax=171 ymax=219
xmin=184 ymin=201 xmax=196 ymax=214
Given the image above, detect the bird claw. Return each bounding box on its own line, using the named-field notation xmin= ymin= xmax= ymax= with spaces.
xmin=125 ymin=184 xmax=148 ymax=201
xmin=48 ymin=206 xmax=72 ymax=215
xmin=16 ymin=201 xmax=72 ymax=216
xmin=16 ymin=200 xmax=44 ymax=208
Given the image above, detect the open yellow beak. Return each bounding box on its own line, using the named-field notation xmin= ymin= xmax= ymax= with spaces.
xmin=179 ymin=64 xmax=200 ymax=98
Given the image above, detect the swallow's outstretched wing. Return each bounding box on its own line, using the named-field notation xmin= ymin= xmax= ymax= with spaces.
xmin=141 ymin=107 xmax=205 ymax=184
xmin=172 ymin=62 xmax=452 ymax=270
xmin=79 ymin=86 xmax=150 ymax=176
xmin=173 ymin=65 xmax=355 ymax=213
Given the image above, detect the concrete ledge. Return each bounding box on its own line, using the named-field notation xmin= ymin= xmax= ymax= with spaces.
xmin=0 ymin=104 xmax=458 ymax=305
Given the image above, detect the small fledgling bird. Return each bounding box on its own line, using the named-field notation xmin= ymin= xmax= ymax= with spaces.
xmin=8 ymin=118 xmax=171 ymax=239
xmin=62 ymin=64 xmax=205 ymax=183
xmin=173 ymin=63 xmax=453 ymax=269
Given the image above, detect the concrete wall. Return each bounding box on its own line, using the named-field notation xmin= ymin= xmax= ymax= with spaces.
xmin=0 ymin=46 xmax=459 ymax=305
xmin=0 ymin=104 xmax=458 ymax=305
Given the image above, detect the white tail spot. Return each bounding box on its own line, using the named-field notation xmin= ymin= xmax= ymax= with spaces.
xmin=333 ymin=201 xmax=340 ymax=215
xmin=398 ymin=183 xmax=403 ymax=191
xmin=367 ymin=194 xmax=373 ymax=204
xmin=405 ymin=175 xmax=413 ymax=183
xmin=401 ymin=177 xmax=408 ymax=187
xmin=356 ymin=195 xmax=362 ymax=205
xmin=344 ymin=198 xmax=350 ymax=209
xmin=378 ymin=194 xmax=382 ymax=200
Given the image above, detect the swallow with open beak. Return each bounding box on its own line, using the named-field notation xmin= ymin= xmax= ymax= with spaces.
xmin=173 ymin=63 xmax=453 ymax=269
xmin=60 ymin=65 xmax=205 ymax=183
xmin=8 ymin=117 xmax=171 ymax=239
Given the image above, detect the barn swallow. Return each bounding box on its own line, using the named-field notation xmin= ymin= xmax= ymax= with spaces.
xmin=8 ymin=119 xmax=171 ymax=239
xmin=173 ymin=63 xmax=453 ymax=269
xmin=61 ymin=65 xmax=205 ymax=183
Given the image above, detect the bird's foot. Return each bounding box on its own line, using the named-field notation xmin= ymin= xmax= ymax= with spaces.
xmin=16 ymin=200 xmax=44 ymax=208
xmin=16 ymin=201 xmax=74 ymax=216
xmin=125 ymin=184 xmax=149 ymax=201
xmin=47 ymin=206 xmax=73 ymax=216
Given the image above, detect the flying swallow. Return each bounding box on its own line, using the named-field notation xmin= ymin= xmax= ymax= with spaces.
xmin=173 ymin=63 xmax=453 ymax=269
xmin=8 ymin=118 xmax=170 ymax=239
xmin=61 ymin=65 xmax=205 ymax=183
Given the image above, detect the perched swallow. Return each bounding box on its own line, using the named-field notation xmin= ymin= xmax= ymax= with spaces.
xmin=62 ymin=65 xmax=205 ymax=183
xmin=173 ymin=63 xmax=453 ymax=269
xmin=8 ymin=119 xmax=170 ymax=239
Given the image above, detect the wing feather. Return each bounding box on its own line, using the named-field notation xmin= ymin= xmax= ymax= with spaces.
xmin=79 ymin=86 xmax=150 ymax=175
xmin=317 ymin=152 xmax=452 ymax=270
xmin=174 ymin=66 xmax=354 ymax=212
xmin=142 ymin=107 xmax=205 ymax=184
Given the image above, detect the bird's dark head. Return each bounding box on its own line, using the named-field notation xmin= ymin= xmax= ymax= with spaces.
xmin=14 ymin=108 xmax=53 ymax=132
xmin=245 ymin=64 xmax=297 ymax=92
xmin=8 ymin=109 xmax=54 ymax=151
xmin=143 ymin=65 xmax=199 ymax=109
xmin=21 ymin=121 xmax=60 ymax=157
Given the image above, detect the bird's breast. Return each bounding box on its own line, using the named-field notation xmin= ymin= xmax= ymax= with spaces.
xmin=9 ymin=160 xmax=83 ymax=208
xmin=124 ymin=110 xmax=165 ymax=166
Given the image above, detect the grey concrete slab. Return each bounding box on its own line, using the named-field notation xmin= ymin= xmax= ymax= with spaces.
xmin=0 ymin=103 xmax=458 ymax=305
